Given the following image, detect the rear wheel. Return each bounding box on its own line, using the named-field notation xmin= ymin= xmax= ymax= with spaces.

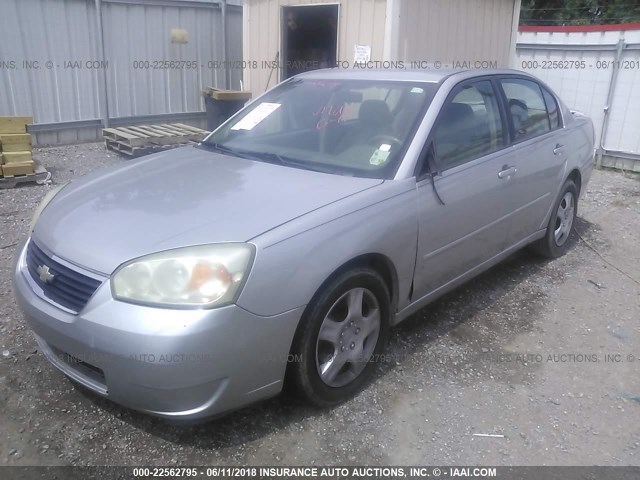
xmin=531 ymin=179 xmax=578 ymax=258
xmin=289 ymin=267 xmax=389 ymax=406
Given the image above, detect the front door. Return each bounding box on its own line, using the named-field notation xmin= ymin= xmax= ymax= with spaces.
xmin=413 ymin=79 xmax=514 ymax=299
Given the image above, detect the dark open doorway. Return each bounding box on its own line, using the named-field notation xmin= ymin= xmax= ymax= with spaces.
xmin=281 ymin=4 xmax=339 ymax=80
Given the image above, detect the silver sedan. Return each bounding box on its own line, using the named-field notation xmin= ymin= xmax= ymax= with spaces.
xmin=14 ymin=69 xmax=595 ymax=420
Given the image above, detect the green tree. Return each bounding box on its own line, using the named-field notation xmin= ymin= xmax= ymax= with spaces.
xmin=520 ymin=0 xmax=640 ymax=25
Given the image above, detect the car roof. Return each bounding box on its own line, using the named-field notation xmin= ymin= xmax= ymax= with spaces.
xmin=295 ymin=68 xmax=534 ymax=84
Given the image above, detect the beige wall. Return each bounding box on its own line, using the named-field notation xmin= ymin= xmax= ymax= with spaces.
xmin=243 ymin=0 xmax=519 ymax=96
xmin=393 ymin=0 xmax=519 ymax=67
xmin=244 ymin=0 xmax=387 ymax=95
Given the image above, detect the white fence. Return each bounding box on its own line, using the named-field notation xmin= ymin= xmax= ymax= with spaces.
xmin=516 ymin=27 xmax=640 ymax=172
xmin=0 ymin=0 xmax=243 ymax=146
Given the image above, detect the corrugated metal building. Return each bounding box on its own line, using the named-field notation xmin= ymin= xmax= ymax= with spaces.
xmin=243 ymin=0 xmax=521 ymax=94
xmin=0 ymin=0 xmax=243 ymax=145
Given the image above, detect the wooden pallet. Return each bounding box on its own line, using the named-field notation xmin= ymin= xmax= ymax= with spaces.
xmin=102 ymin=123 xmax=209 ymax=157
xmin=104 ymin=139 xmax=178 ymax=157
xmin=0 ymin=160 xmax=51 ymax=189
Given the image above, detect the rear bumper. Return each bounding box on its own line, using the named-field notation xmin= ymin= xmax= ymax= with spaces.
xmin=13 ymin=240 xmax=303 ymax=420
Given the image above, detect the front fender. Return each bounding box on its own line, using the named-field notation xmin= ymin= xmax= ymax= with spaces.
xmin=237 ymin=179 xmax=419 ymax=317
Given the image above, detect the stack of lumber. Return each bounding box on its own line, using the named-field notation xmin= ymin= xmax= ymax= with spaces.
xmin=202 ymin=87 xmax=252 ymax=101
xmin=0 ymin=116 xmax=34 ymax=177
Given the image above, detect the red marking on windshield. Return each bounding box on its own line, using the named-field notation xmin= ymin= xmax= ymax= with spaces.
xmin=313 ymin=104 xmax=344 ymax=118
xmin=314 ymin=104 xmax=346 ymax=130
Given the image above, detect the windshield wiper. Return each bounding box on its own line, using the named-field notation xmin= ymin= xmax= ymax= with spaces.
xmin=200 ymin=142 xmax=254 ymax=160
xmin=252 ymin=152 xmax=333 ymax=174
xmin=202 ymin=143 xmax=331 ymax=174
xmin=202 ymin=142 xmax=281 ymax=164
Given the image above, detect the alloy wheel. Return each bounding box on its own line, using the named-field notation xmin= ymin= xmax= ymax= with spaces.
xmin=554 ymin=191 xmax=575 ymax=246
xmin=315 ymin=287 xmax=381 ymax=388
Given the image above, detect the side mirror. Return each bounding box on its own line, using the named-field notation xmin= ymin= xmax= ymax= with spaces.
xmin=423 ymin=141 xmax=446 ymax=206
xmin=420 ymin=142 xmax=439 ymax=177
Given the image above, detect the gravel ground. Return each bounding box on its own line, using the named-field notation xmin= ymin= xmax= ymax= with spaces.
xmin=1 ymin=143 xmax=639 ymax=466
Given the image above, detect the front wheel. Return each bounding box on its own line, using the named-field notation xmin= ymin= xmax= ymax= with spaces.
xmin=288 ymin=267 xmax=390 ymax=406
xmin=531 ymin=179 xmax=578 ymax=258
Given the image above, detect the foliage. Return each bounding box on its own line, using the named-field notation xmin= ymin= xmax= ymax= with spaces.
xmin=520 ymin=0 xmax=640 ymax=25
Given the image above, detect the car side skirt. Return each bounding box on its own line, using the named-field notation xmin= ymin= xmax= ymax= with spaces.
xmin=393 ymin=229 xmax=546 ymax=326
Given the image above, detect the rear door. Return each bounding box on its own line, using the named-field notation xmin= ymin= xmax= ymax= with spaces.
xmin=498 ymin=77 xmax=569 ymax=245
xmin=412 ymin=78 xmax=515 ymax=299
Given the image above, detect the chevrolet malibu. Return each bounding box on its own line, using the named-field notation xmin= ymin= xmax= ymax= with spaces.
xmin=14 ymin=69 xmax=594 ymax=420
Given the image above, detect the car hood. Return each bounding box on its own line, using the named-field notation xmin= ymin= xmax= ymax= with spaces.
xmin=33 ymin=146 xmax=382 ymax=274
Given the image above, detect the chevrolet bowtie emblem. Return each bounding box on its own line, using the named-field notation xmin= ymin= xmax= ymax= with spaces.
xmin=36 ymin=265 xmax=55 ymax=284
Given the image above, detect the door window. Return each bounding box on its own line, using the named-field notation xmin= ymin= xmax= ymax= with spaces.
xmin=432 ymin=80 xmax=504 ymax=170
xmin=501 ymin=79 xmax=551 ymax=142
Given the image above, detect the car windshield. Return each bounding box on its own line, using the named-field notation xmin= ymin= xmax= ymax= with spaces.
xmin=202 ymin=78 xmax=436 ymax=178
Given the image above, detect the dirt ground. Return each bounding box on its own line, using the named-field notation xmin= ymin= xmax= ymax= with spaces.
xmin=1 ymin=143 xmax=639 ymax=466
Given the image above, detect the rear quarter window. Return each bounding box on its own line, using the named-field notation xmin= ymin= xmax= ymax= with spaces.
xmin=541 ymin=86 xmax=561 ymax=130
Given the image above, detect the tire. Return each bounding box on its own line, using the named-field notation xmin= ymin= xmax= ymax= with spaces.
xmin=530 ymin=179 xmax=578 ymax=258
xmin=288 ymin=267 xmax=390 ymax=407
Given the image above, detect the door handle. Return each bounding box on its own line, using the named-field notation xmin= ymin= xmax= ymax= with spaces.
xmin=498 ymin=166 xmax=517 ymax=179
xmin=553 ymin=143 xmax=564 ymax=155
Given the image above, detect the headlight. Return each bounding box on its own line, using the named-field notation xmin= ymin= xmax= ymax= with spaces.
xmin=29 ymin=183 xmax=68 ymax=235
xmin=111 ymin=243 xmax=254 ymax=308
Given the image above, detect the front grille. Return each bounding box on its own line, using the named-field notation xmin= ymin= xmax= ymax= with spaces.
xmin=25 ymin=241 xmax=102 ymax=313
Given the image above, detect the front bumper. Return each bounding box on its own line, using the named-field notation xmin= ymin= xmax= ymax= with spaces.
xmin=13 ymin=240 xmax=304 ymax=420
